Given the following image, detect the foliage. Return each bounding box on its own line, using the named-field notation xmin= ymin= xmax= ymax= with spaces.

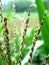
xmin=0 ymin=0 xmax=49 ymax=65
xmin=0 ymin=58 xmax=2 ymax=65
xmin=36 ymin=0 xmax=49 ymax=55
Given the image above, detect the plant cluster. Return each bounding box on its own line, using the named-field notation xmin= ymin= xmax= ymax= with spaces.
xmin=0 ymin=0 xmax=49 ymax=65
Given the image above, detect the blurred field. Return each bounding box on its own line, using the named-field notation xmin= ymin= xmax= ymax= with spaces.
xmin=7 ymin=12 xmax=39 ymax=27
xmin=3 ymin=12 xmax=39 ymax=38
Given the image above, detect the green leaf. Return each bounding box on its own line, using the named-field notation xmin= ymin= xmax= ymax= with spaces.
xmin=24 ymin=27 xmax=35 ymax=46
xmin=36 ymin=0 xmax=49 ymax=54
xmin=0 ymin=58 xmax=3 ymax=65
xmin=0 ymin=22 xmax=2 ymax=34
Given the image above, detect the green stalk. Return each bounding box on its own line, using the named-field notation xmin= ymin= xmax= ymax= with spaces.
xmin=36 ymin=0 xmax=49 ymax=54
xmin=0 ymin=42 xmax=6 ymax=65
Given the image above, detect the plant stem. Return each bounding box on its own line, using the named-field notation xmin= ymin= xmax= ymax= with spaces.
xmin=42 ymin=54 xmax=49 ymax=65
xmin=3 ymin=17 xmax=11 ymax=65
xmin=27 ymin=10 xmax=47 ymax=65
xmin=0 ymin=0 xmax=3 ymax=22
xmin=19 ymin=4 xmax=32 ymax=65
xmin=0 ymin=41 xmax=6 ymax=65
xmin=13 ymin=0 xmax=17 ymax=65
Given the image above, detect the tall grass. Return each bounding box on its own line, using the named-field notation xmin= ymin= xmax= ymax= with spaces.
xmin=0 ymin=0 xmax=49 ymax=65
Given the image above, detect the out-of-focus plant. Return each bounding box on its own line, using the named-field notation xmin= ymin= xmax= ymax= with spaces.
xmin=24 ymin=27 xmax=35 ymax=46
xmin=0 ymin=22 xmax=2 ymax=35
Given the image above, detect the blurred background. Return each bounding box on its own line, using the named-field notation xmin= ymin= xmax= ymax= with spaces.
xmin=2 ymin=0 xmax=49 ymax=30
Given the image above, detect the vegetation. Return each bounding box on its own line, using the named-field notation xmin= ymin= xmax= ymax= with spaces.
xmin=0 ymin=0 xmax=49 ymax=65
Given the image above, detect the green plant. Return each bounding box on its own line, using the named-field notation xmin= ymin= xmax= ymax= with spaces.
xmin=36 ymin=0 xmax=49 ymax=55
xmin=0 ymin=0 xmax=49 ymax=65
